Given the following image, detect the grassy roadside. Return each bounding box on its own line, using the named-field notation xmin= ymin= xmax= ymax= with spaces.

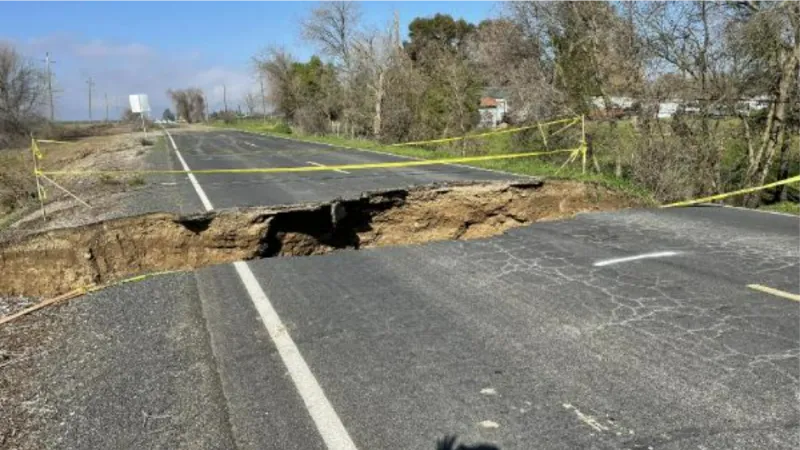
xmin=758 ymin=201 xmax=800 ymax=215
xmin=213 ymin=120 xmax=656 ymax=204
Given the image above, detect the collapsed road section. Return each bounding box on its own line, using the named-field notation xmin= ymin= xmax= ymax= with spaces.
xmin=0 ymin=180 xmax=640 ymax=297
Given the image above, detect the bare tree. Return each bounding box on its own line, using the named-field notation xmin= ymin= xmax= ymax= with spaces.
xmin=168 ymin=89 xmax=189 ymax=122
xmin=301 ymin=1 xmax=361 ymax=72
xmin=351 ymin=27 xmax=398 ymax=137
xmin=632 ymin=2 xmax=733 ymax=195
xmin=255 ymin=47 xmax=298 ymax=121
xmin=188 ymin=88 xmax=206 ymax=123
xmin=727 ymin=2 xmax=800 ymax=205
xmin=381 ymin=49 xmax=425 ymax=142
xmin=243 ymin=92 xmax=258 ymax=116
xmin=633 ymin=1 xmax=799 ymax=203
xmin=469 ymin=18 xmax=566 ymax=123
xmin=0 ymin=44 xmax=45 ymax=148
xmin=301 ymin=2 xmax=367 ymax=136
xmin=168 ymin=88 xmax=205 ymax=123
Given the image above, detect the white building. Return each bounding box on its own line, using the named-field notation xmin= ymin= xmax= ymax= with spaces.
xmin=739 ymin=96 xmax=770 ymax=114
xmin=657 ymin=102 xmax=680 ymax=118
xmin=591 ymin=96 xmax=635 ymax=110
xmin=479 ymin=97 xmax=508 ymax=128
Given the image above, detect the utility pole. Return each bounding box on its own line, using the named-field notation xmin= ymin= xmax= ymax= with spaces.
xmin=259 ymin=75 xmax=267 ymax=122
xmin=204 ymin=94 xmax=209 ymax=122
xmin=104 ymin=93 xmax=109 ymax=122
xmin=223 ymin=84 xmax=228 ymax=113
xmin=42 ymin=52 xmax=56 ymax=121
xmin=86 ymin=77 xmax=95 ymax=121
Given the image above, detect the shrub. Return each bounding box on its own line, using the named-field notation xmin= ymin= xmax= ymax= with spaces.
xmin=98 ymin=173 xmax=121 ymax=185
xmin=272 ymin=122 xmax=292 ymax=134
xmin=127 ymin=176 xmax=146 ymax=187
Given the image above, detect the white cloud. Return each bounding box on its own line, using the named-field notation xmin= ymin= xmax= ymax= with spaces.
xmin=188 ymin=67 xmax=255 ymax=112
xmin=12 ymin=33 xmax=255 ymax=120
xmin=74 ymin=41 xmax=154 ymax=59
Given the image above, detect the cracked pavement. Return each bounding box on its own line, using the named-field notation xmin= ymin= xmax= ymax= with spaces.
xmin=236 ymin=203 xmax=798 ymax=450
xmin=3 ymin=131 xmax=797 ymax=449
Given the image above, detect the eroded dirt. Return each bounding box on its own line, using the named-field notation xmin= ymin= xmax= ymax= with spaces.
xmin=0 ymin=180 xmax=640 ymax=297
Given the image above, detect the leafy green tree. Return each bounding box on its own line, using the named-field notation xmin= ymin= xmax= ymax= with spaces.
xmin=162 ymin=108 xmax=175 ymax=122
xmin=405 ymin=13 xmax=475 ymax=64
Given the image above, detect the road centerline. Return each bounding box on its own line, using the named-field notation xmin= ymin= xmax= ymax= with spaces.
xmin=307 ymin=160 xmax=350 ymax=174
xmin=592 ymin=251 xmax=682 ymax=267
xmin=747 ymin=284 xmax=800 ymax=302
xmin=164 ymin=129 xmax=359 ymax=450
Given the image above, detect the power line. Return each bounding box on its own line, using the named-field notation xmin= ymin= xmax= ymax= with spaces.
xmin=259 ymin=75 xmax=267 ymax=122
xmin=223 ymin=84 xmax=228 ymax=113
xmin=86 ymin=77 xmax=95 ymax=121
xmin=42 ymin=52 xmax=56 ymax=121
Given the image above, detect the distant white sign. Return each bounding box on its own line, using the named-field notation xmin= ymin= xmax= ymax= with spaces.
xmin=129 ymin=94 xmax=150 ymax=113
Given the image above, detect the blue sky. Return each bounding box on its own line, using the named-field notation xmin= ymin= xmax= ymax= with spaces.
xmin=1 ymin=2 xmax=500 ymax=120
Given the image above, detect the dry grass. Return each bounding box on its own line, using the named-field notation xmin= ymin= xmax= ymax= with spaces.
xmin=0 ymin=129 xmax=160 ymax=225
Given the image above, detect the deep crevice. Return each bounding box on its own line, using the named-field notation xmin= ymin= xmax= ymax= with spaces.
xmin=0 ymin=180 xmax=640 ymax=297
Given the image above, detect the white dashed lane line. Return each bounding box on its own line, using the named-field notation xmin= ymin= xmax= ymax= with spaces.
xmin=592 ymin=251 xmax=682 ymax=267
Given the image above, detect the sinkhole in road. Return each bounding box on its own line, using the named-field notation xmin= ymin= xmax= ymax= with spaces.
xmin=0 ymin=180 xmax=639 ymax=297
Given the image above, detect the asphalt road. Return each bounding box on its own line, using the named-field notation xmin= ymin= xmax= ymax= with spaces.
xmin=26 ymin=130 xmax=799 ymax=449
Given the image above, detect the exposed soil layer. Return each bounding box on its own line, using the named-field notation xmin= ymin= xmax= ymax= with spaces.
xmin=0 ymin=180 xmax=639 ymax=297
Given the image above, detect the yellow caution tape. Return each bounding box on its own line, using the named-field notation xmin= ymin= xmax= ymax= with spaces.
xmin=30 ymin=138 xmax=69 ymax=166
xmin=39 ymin=148 xmax=579 ymax=176
xmin=31 ymin=138 xmax=43 ymax=160
xmin=86 ymin=270 xmax=183 ymax=293
xmin=662 ymin=175 xmax=800 ymax=208
xmin=391 ymin=117 xmax=580 ymax=147
xmin=0 ymin=270 xmax=184 ymax=326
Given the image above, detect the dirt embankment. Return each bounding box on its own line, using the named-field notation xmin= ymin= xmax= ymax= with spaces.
xmin=0 ymin=180 xmax=639 ymax=298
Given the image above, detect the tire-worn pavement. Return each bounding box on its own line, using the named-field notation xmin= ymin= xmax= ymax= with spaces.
xmin=18 ymin=130 xmax=800 ymax=449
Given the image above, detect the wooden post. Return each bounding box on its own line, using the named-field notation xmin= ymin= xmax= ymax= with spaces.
xmin=581 ymin=115 xmax=587 ymax=174
xmin=586 ymin=132 xmax=601 ymax=174
xmin=31 ymin=138 xmax=47 ymax=221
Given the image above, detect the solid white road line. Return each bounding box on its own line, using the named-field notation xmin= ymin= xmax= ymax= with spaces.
xmin=307 ymin=160 xmax=350 ymax=174
xmin=163 ymin=129 xmax=359 ymax=450
xmin=592 ymin=251 xmax=681 ymax=267
xmin=233 ymin=261 xmax=358 ymax=449
xmin=166 ymin=131 xmax=214 ymax=211
xmin=747 ymin=284 xmax=800 ymax=302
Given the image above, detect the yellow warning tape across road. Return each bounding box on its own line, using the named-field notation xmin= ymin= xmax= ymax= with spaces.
xmin=661 ymin=175 xmax=800 ymax=208
xmin=38 ymin=147 xmax=579 ymax=176
xmin=390 ymin=117 xmax=580 ymax=147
